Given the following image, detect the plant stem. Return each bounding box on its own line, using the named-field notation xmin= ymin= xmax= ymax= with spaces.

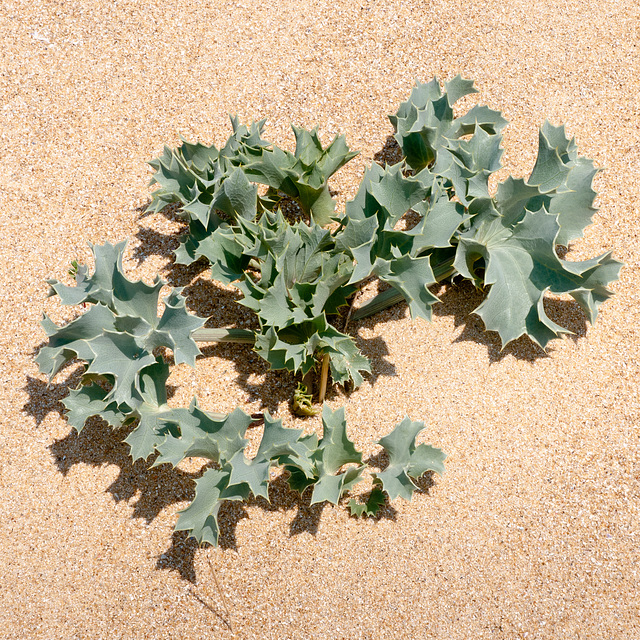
xmin=192 ymin=328 xmax=256 ymax=344
xmin=342 ymin=287 xmax=361 ymax=333
xmin=350 ymin=287 xmax=402 ymax=321
xmin=302 ymin=369 xmax=315 ymax=395
xmin=351 ymin=257 xmax=456 ymax=321
xmin=318 ymin=353 xmax=330 ymax=403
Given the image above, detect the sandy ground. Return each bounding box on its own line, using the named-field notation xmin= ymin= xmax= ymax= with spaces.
xmin=1 ymin=0 xmax=639 ymax=638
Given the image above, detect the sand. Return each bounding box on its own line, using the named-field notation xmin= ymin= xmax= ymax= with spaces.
xmin=1 ymin=0 xmax=639 ymax=637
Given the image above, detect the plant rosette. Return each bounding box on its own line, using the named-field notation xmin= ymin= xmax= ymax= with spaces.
xmin=37 ymin=76 xmax=621 ymax=547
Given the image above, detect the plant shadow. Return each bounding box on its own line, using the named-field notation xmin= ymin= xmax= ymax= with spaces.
xmin=353 ymin=278 xmax=589 ymax=364
xmin=196 ymin=342 xmax=295 ymax=414
xmin=132 ymin=203 xmax=214 ymax=289
xmin=43 ymin=411 xmax=396 ymax=582
xmin=184 ymin=278 xmax=255 ymax=328
xmin=23 ymin=367 xmax=85 ymax=427
xmin=373 ymin=135 xmax=403 ymax=167
xmin=352 ymin=332 xmax=397 ymax=387
xmin=433 ymin=279 xmax=588 ymax=363
xmin=23 ymin=369 xmax=392 ymax=583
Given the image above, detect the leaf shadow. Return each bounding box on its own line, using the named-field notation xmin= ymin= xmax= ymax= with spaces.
xmin=433 ymin=279 xmax=588 ymax=363
xmin=215 ymin=469 xmax=400 ymax=549
xmin=353 ymin=278 xmax=589 ymax=364
xmin=196 ymin=343 xmax=295 ymax=415
xmin=132 ymin=203 xmax=216 ymax=289
xmin=23 ymin=369 xmax=180 ymax=427
xmin=216 ymin=475 xmax=328 ymax=546
xmin=34 ymin=377 xmax=350 ymax=583
xmin=156 ymin=531 xmax=200 ymax=583
xmin=31 ymin=365 xmax=420 ymax=585
xmin=23 ymin=366 xmax=198 ymax=583
xmin=47 ymin=416 xmax=203 ymax=581
xmin=373 ymin=135 xmax=403 ymax=167
xmin=23 ymin=369 xmax=84 ymax=426
xmin=352 ymin=332 xmax=397 ymax=387
xmin=183 ymin=277 xmax=254 ymax=327
xmin=131 ymin=224 xmax=181 ymax=267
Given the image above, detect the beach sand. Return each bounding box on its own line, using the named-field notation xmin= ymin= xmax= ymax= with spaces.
xmin=1 ymin=0 xmax=639 ymax=637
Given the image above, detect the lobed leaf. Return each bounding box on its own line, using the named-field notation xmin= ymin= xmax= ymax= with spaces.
xmin=455 ymin=202 xmax=622 ymax=348
xmin=36 ymin=304 xmax=117 ymax=379
xmin=348 ymin=487 xmax=387 ymax=517
xmin=174 ymin=468 xmax=249 ymax=547
xmin=155 ymin=402 xmax=253 ymax=468
xmin=62 ymin=383 xmax=128 ymax=433
xmin=226 ymin=412 xmax=315 ymax=501
xmin=309 ymin=405 xmax=365 ymax=506
xmin=373 ymin=417 xmax=446 ymax=502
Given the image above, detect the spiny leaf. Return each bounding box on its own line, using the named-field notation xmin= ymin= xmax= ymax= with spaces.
xmin=444 ymin=74 xmax=478 ymax=106
xmin=371 ymin=254 xmax=439 ymax=322
xmin=155 ymin=289 xmax=206 ymax=367
xmin=411 ymin=186 xmax=469 ymax=250
xmin=123 ymin=359 xmax=180 ymax=461
xmin=528 ymin=123 xmax=572 ymax=193
xmin=224 ymin=451 xmax=271 ymax=502
xmin=36 ymin=304 xmax=117 ymax=379
xmin=254 ymin=317 xmax=370 ymax=388
xmin=147 ymin=119 xmax=270 ymax=219
xmin=62 ymin=383 xmax=128 ymax=433
xmin=239 ymin=124 xmax=357 ymax=224
xmin=235 ymin=215 xmax=355 ymax=331
xmin=390 ymin=77 xmax=506 ymax=176
xmin=84 ymin=331 xmax=157 ymax=406
xmin=433 ymin=125 xmax=503 ymax=205
xmin=210 ymin=167 xmax=258 ymax=220
xmin=40 ymin=242 xmax=204 ymax=394
xmin=310 ymin=405 xmax=365 ymax=506
xmin=454 ymin=203 xmax=622 ymax=348
xmin=226 ymin=412 xmax=314 ymax=501
xmin=155 ymin=403 xmax=253 ymax=468
xmin=348 ymin=487 xmax=386 ymax=517
xmin=174 ymin=468 xmax=249 ymax=547
xmin=526 ymin=122 xmax=600 ymax=246
xmin=373 ymin=417 xmax=446 ymax=502
xmin=48 ymin=241 xmax=164 ymax=320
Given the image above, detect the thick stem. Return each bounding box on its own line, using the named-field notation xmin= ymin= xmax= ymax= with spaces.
xmin=350 ymin=257 xmax=456 ymax=322
xmin=318 ymin=353 xmax=330 ymax=404
xmin=192 ymin=328 xmax=256 ymax=344
xmin=350 ymin=287 xmax=402 ymax=321
xmin=302 ymin=369 xmax=315 ymax=396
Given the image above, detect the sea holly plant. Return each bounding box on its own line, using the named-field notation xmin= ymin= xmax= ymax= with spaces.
xmin=341 ymin=77 xmax=622 ymax=348
xmin=36 ymin=240 xmax=445 ymax=544
xmin=37 ymin=76 xmax=622 ymax=547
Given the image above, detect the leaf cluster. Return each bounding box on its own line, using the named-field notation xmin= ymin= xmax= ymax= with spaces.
xmin=36 ymin=241 xmax=207 ymax=460
xmin=150 ymin=77 xmax=621 ymax=392
xmin=154 ymin=404 xmax=445 ymax=546
xmin=36 ymin=242 xmax=444 ymax=545
xmin=343 ymin=76 xmax=622 ymax=347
